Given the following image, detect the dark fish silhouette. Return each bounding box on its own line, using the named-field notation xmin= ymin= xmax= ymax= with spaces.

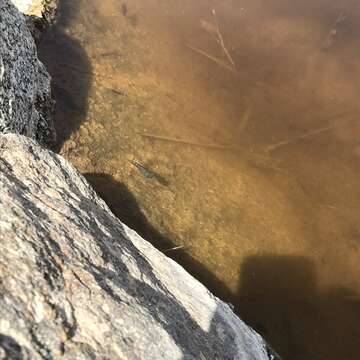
xmin=130 ymin=160 xmax=169 ymax=186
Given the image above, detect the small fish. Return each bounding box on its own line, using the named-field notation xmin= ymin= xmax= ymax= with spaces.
xmin=95 ymin=52 xmax=122 ymax=59
xmin=130 ymin=160 xmax=154 ymax=178
xmin=130 ymin=160 xmax=169 ymax=186
xmin=106 ymin=87 xmax=126 ymax=96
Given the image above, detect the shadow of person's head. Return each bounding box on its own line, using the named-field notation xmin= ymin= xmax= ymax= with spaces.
xmin=236 ymin=255 xmax=360 ymax=360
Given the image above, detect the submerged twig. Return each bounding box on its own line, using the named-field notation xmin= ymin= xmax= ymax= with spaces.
xmin=140 ymin=133 xmax=293 ymax=175
xmin=140 ymin=132 xmax=242 ymax=151
xmin=212 ymin=9 xmax=236 ymax=69
xmin=163 ymin=245 xmax=186 ymax=253
xmin=186 ymin=44 xmax=237 ymax=73
xmin=237 ymin=107 xmax=252 ymax=134
xmin=265 ymin=123 xmax=341 ymax=153
xmin=322 ymin=11 xmax=347 ymax=50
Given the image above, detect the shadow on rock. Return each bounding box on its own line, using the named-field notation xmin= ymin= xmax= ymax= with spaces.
xmin=84 ymin=172 xmax=234 ymax=301
xmin=236 ymin=255 xmax=360 ymax=360
xmin=80 ymin=172 xmax=265 ymax=359
xmin=38 ymin=0 xmax=92 ymax=152
xmin=0 ymin=333 xmax=24 ymax=359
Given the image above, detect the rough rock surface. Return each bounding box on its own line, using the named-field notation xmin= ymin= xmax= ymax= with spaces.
xmin=0 ymin=0 xmax=55 ymax=146
xmin=11 ymin=0 xmax=57 ymax=22
xmin=0 ymin=133 xmax=276 ymax=360
xmin=11 ymin=0 xmax=58 ymax=41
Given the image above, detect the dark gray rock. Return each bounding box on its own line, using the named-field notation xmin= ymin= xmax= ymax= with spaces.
xmin=0 ymin=0 xmax=55 ymax=146
xmin=0 ymin=133 xmax=275 ymax=359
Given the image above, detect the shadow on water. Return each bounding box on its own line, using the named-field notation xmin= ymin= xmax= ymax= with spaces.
xmin=38 ymin=0 xmax=92 ymax=152
xmin=236 ymin=255 xmax=360 ymax=360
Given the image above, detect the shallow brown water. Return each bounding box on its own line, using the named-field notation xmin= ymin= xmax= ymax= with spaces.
xmin=39 ymin=0 xmax=360 ymax=358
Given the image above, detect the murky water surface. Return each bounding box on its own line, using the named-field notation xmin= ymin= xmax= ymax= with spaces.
xmin=39 ymin=0 xmax=360 ymax=358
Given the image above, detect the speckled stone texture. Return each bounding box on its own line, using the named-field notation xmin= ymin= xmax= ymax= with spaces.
xmin=11 ymin=0 xmax=58 ymax=22
xmin=0 ymin=133 xmax=277 ymax=360
xmin=0 ymin=0 xmax=55 ymax=146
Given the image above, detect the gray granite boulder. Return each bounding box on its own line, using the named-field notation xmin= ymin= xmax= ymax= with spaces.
xmin=0 ymin=0 xmax=55 ymax=146
xmin=0 ymin=133 xmax=277 ymax=359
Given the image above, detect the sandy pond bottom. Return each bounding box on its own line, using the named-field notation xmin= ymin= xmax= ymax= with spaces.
xmin=39 ymin=0 xmax=360 ymax=358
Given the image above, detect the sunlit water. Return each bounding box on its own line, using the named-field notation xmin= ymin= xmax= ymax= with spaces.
xmin=39 ymin=0 xmax=360 ymax=358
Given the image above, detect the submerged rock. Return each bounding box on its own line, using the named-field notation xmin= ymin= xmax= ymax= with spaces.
xmin=0 ymin=133 xmax=277 ymax=359
xmin=0 ymin=0 xmax=55 ymax=146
